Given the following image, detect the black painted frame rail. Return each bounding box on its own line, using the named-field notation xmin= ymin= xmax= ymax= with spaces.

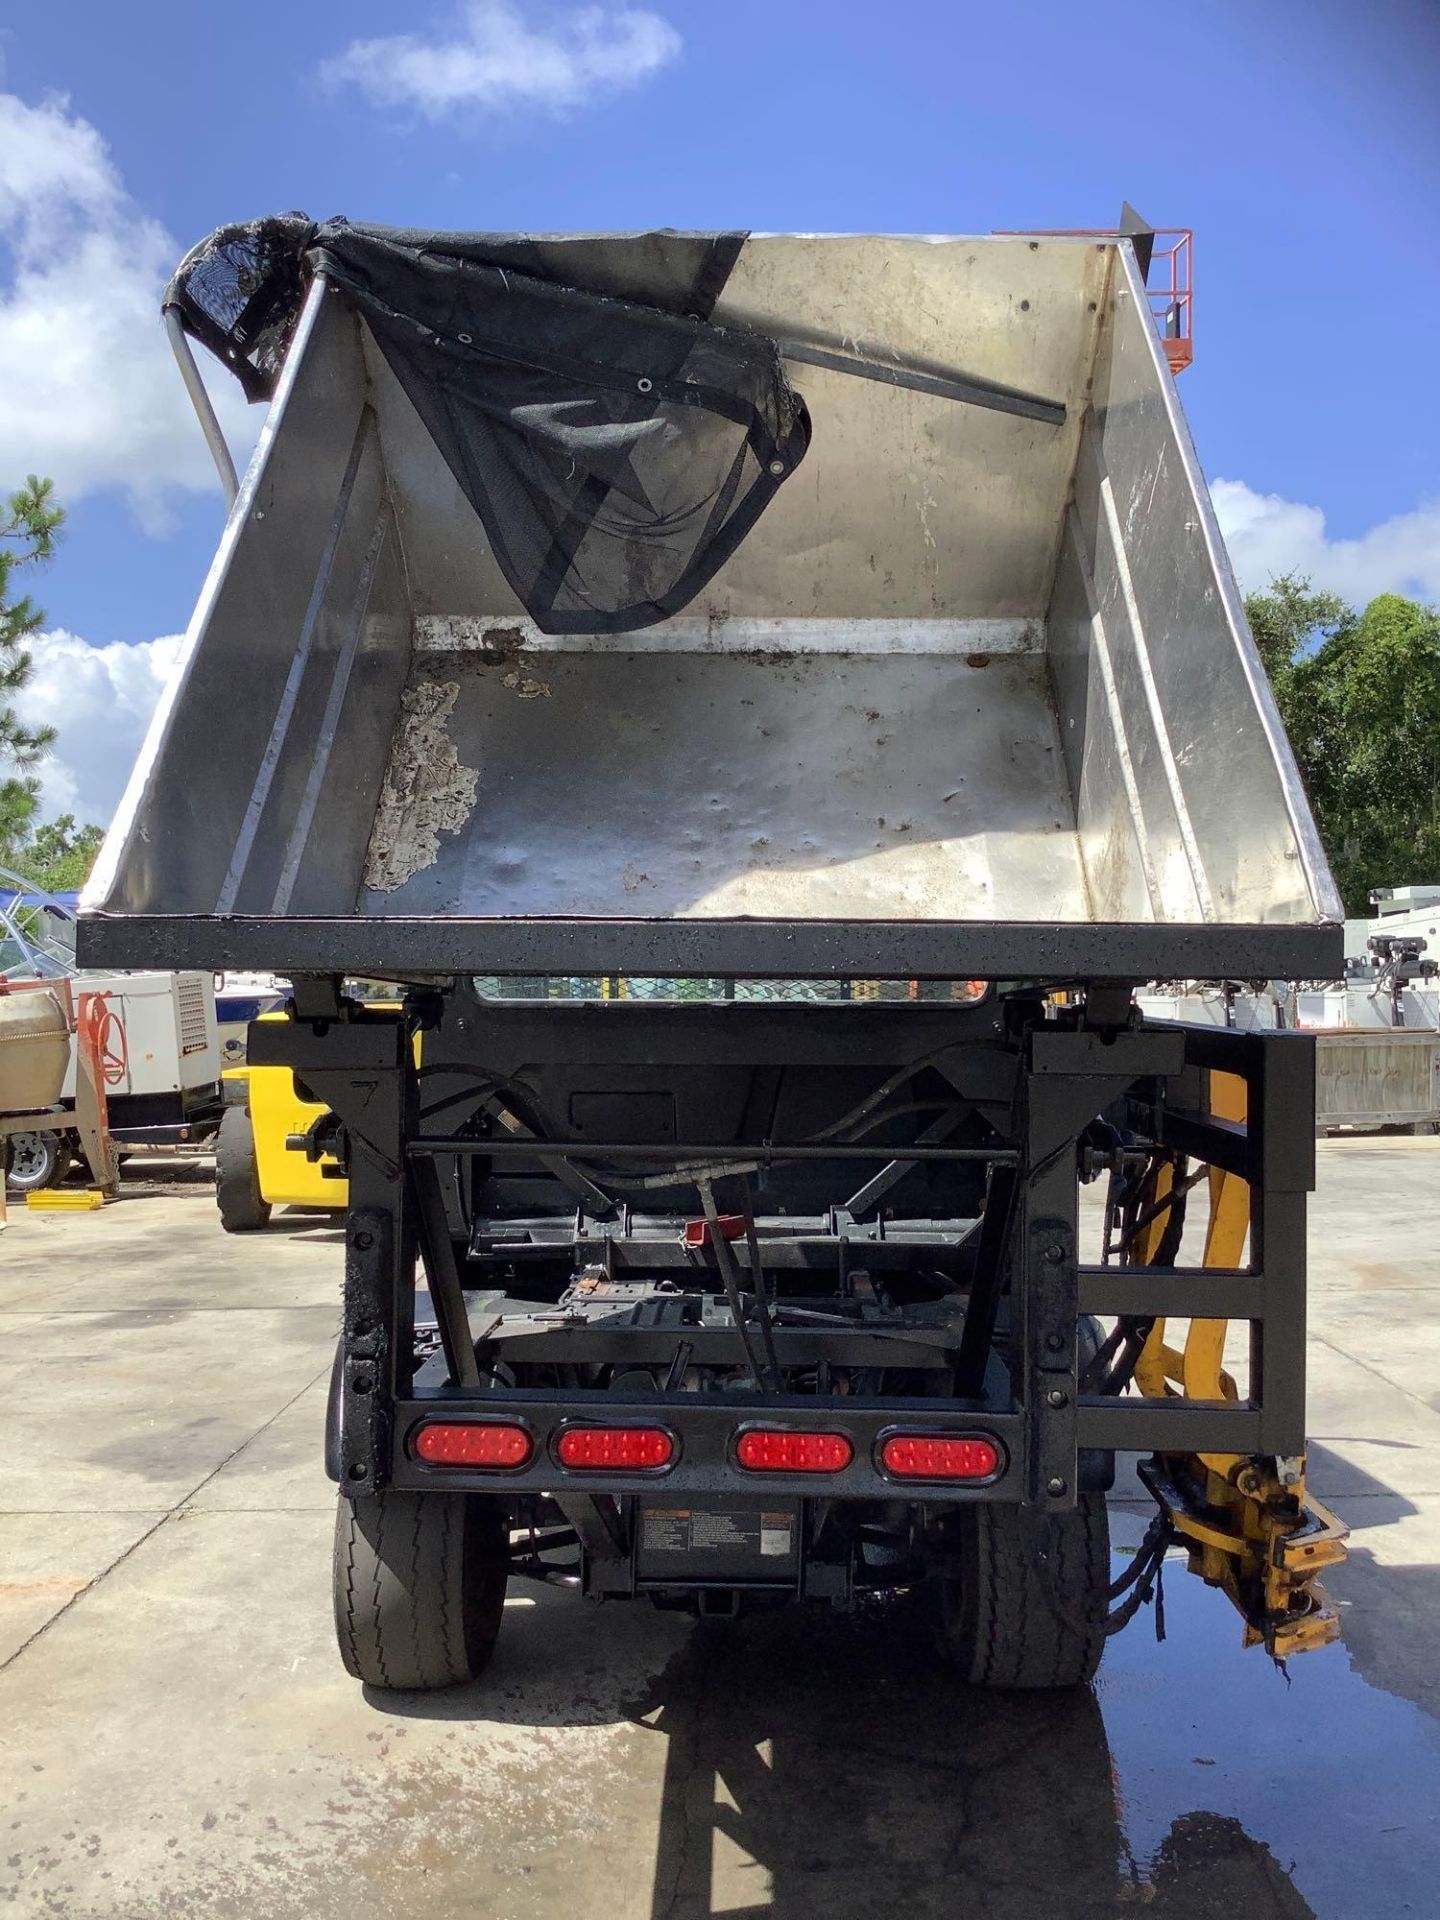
xmin=406 ymin=1138 xmax=1017 ymax=1164
xmin=76 ymin=911 xmax=1345 ymax=983
xmin=255 ymin=1003 xmax=1316 ymax=1508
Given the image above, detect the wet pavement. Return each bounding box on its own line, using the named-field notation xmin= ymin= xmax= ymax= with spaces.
xmin=1 ymin=1138 xmax=1438 ymax=1918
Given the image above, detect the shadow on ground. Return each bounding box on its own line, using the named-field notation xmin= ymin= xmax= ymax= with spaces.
xmin=628 ymin=1607 xmax=1317 ymax=1920
xmin=375 ymin=1590 xmax=1318 ymax=1919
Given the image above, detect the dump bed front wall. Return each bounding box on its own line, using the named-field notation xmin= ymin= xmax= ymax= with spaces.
xmin=370 ymin=235 xmax=1109 ymax=625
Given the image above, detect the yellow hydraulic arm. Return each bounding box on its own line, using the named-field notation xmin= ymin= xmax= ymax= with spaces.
xmin=1125 ymin=1071 xmax=1348 ymax=1659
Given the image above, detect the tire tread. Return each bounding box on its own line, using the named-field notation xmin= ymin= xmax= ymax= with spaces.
xmin=333 ymin=1490 xmax=505 ymax=1691
xmin=215 ymin=1106 xmax=271 ymax=1233
xmin=946 ymin=1495 xmax=1109 ymax=1689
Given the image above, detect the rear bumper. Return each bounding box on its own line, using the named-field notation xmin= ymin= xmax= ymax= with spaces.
xmin=387 ymin=1388 xmax=1026 ymax=1505
xmin=375 ymin=1385 xmax=1175 ymax=1503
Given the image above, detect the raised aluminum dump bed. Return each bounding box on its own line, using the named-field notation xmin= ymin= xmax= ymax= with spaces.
xmin=81 ymin=231 xmax=1342 ymax=980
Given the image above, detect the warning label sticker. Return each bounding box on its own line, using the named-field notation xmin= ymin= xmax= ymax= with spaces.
xmin=640 ymin=1506 xmax=796 ymax=1559
xmin=760 ymin=1513 xmax=793 ymax=1558
xmin=691 ymin=1509 xmax=750 ymax=1551
xmin=640 ymin=1509 xmax=691 ymax=1554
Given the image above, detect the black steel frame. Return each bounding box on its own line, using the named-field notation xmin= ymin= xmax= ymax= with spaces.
xmin=77 ymin=912 xmax=1343 ymax=984
xmin=248 ymin=992 xmax=1315 ymax=1522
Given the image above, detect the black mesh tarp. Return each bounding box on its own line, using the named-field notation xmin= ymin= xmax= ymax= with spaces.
xmin=164 ymin=213 xmax=316 ymax=403
xmin=165 ymin=218 xmax=810 ymax=635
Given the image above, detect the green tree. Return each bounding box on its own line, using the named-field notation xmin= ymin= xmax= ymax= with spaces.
xmin=19 ymin=814 xmax=106 ymax=893
xmin=0 ymin=477 xmax=105 ymax=891
xmin=2 ymin=476 xmax=64 ymax=778
xmin=1243 ymin=572 xmax=1350 ymax=688
xmin=0 ymin=776 xmax=40 ymax=864
xmin=1247 ymin=575 xmax=1440 ymax=914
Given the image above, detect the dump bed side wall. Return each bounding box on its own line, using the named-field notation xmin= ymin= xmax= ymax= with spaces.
xmin=1048 ymin=247 xmax=1342 ymax=927
xmin=87 ymin=287 xmax=412 ymax=920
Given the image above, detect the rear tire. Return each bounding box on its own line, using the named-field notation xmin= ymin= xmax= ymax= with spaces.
xmin=937 ymin=1495 xmax=1110 ymax=1689
xmin=333 ymin=1490 xmax=509 ymax=1691
xmin=215 ymin=1105 xmax=271 ymax=1232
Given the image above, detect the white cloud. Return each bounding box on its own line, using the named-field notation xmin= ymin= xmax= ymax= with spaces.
xmin=1213 ymin=478 xmax=1440 ymax=608
xmin=323 ymin=1 xmax=681 ymax=118
xmin=0 ymin=92 xmax=256 ymax=530
xmin=10 ymin=629 xmax=184 ymax=827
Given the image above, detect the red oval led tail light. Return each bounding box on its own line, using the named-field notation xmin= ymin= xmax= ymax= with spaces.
xmin=555 ymin=1426 xmax=675 ymax=1470
xmin=735 ymin=1429 xmax=853 ymax=1473
xmin=413 ymin=1421 xmax=533 ymax=1468
xmin=878 ymin=1434 xmax=1001 ymax=1481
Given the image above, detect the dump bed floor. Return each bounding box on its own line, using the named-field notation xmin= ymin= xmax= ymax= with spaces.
xmin=362 ymin=641 xmax=1088 ymax=923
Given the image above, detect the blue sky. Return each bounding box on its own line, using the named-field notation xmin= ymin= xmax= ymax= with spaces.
xmin=2 ymin=0 xmax=1438 ymax=824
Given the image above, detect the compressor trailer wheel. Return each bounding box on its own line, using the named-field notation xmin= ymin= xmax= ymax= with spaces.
xmin=3 ymin=1130 xmax=72 ymax=1194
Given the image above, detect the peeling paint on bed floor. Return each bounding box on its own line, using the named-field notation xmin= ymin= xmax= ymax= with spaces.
xmin=501 ymin=669 xmax=552 ymax=699
xmin=363 ymin=679 xmax=478 ymax=892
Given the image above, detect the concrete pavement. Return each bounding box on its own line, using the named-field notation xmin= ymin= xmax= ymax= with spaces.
xmin=2 ymin=1141 xmax=1439 ymax=1918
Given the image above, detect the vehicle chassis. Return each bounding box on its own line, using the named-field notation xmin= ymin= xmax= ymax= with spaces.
xmin=254 ymin=970 xmax=1334 ymax=1654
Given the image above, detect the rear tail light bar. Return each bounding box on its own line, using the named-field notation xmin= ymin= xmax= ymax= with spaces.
xmin=412 ymin=1420 xmax=533 ymax=1469
xmin=409 ymin=1417 xmax=1003 ymax=1484
xmin=878 ymin=1433 xmax=1003 ymax=1482
xmin=735 ymin=1429 xmax=854 ymax=1473
xmin=554 ymin=1424 xmax=676 ymax=1471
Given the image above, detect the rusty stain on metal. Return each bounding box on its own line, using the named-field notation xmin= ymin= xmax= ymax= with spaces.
xmin=363 ymin=679 xmax=479 ymax=891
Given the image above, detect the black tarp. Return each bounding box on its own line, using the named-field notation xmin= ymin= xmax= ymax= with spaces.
xmin=165 ymin=217 xmax=810 ymax=634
